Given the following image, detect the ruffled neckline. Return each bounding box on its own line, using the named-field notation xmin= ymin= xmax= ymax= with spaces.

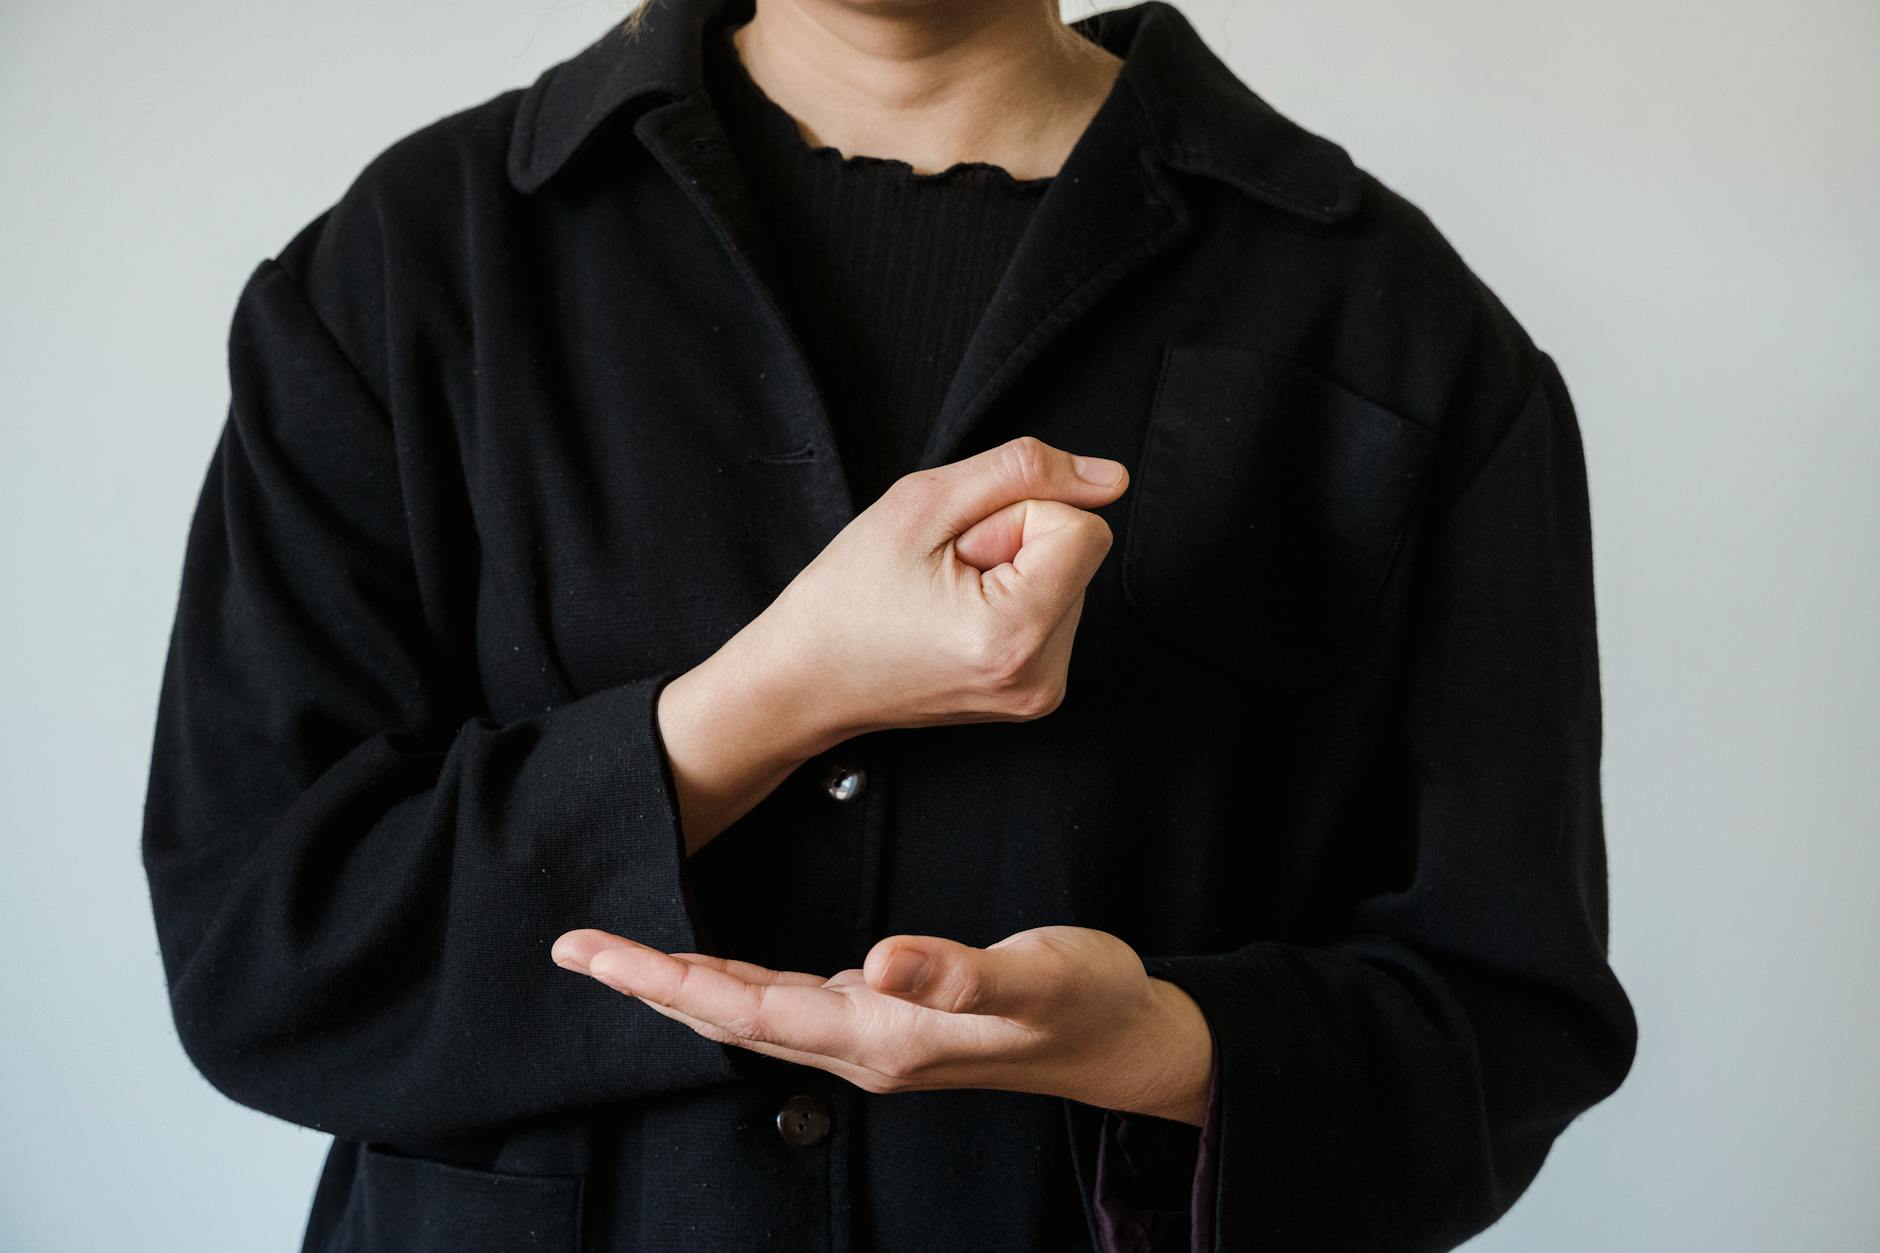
xmin=708 ymin=25 xmax=1055 ymax=193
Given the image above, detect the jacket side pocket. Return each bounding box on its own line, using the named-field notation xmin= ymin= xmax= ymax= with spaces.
xmin=329 ymin=1143 xmax=584 ymax=1253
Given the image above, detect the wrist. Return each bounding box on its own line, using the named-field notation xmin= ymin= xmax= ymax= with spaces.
xmin=1118 ymin=977 xmax=1214 ymax=1127
xmin=708 ymin=609 xmax=855 ymax=761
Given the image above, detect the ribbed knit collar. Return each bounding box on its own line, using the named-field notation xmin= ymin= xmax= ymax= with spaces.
xmin=699 ymin=20 xmax=1056 ymax=193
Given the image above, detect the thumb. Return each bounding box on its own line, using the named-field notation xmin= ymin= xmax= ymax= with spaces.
xmin=911 ymin=435 xmax=1127 ymax=553
xmin=863 ymin=934 xmax=1050 ymax=1018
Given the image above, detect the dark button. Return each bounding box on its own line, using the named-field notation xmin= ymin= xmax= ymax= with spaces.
xmin=776 ymin=1094 xmax=832 ymax=1147
xmin=820 ymin=761 xmax=867 ymax=803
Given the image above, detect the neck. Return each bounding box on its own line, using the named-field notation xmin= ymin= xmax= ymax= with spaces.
xmin=726 ymin=0 xmax=1122 ymax=181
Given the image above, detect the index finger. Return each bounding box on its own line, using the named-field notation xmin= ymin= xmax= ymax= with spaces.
xmin=586 ymin=944 xmax=861 ymax=1055
xmin=901 ymin=435 xmax=1127 ymax=553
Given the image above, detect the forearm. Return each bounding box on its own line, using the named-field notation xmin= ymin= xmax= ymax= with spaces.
xmin=657 ymin=613 xmax=856 ymax=857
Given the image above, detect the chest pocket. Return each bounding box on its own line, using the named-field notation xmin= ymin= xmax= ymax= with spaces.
xmin=1120 ymin=343 xmax=1436 ymax=696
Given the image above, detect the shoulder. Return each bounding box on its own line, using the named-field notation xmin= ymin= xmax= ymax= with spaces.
xmin=1332 ymin=162 xmax=1567 ymax=506
xmin=1192 ymin=119 xmax=1562 ymax=507
xmin=280 ymin=84 xmax=527 ymax=271
xmin=263 ymin=86 xmax=531 ymax=388
xmin=1174 ymin=78 xmax=1547 ymax=435
xmin=1352 ymin=163 xmax=1542 ymax=410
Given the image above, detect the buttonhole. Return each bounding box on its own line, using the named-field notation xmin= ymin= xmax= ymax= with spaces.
xmin=749 ymin=443 xmax=818 ymax=465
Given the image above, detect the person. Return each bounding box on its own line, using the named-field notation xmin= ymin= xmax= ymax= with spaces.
xmin=140 ymin=0 xmax=1639 ymax=1249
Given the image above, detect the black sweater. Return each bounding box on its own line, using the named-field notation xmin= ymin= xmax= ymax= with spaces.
xmin=701 ymin=24 xmax=1053 ymax=510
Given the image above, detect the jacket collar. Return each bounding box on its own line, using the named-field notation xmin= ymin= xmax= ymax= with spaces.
xmin=506 ymin=0 xmax=1363 ymax=222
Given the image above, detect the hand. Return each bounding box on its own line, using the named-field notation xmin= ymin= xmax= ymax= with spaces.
xmin=550 ymin=923 xmax=1214 ymax=1126
xmin=745 ymin=435 xmax=1130 ymax=754
xmin=646 ymin=435 xmax=1128 ymax=857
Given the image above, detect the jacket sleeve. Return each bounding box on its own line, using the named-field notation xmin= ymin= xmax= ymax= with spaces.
xmin=140 ymin=231 xmax=742 ymax=1145
xmin=1139 ymin=351 xmax=1639 ymax=1252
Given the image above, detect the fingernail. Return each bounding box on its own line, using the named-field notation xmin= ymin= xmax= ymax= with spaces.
xmin=880 ymin=948 xmax=931 ymax=995
xmin=1072 ymin=455 xmax=1125 ymax=487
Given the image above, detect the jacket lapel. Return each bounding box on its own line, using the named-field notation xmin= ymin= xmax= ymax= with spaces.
xmin=634 ymin=92 xmax=864 ymax=524
xmin=506 ymin=0 xmax=1365 ymax=512
xmin=912 ymin=62 xmax=1190 ymax=472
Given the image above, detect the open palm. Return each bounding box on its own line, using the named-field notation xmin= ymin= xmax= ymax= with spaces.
xmin=551 ymin=922 xmax=1205 ymax=1118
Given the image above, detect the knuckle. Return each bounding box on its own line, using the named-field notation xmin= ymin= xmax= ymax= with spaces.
xmin=897 ymin=466 xmax=944 ymax=499
xmin=720 ymin=1013 xmax=764 ymax=1044
xmin=1032 ymin=931 xmax=1083 ymax=980
xmin=939 ymin=969 xmax=992 ymax=1015
xmin=1022 ymin=680 xmax=1067 ymax=719
xmin=885 ymin=468 xmax=940 ymax=518
xmin=979 ymin=656 xmax=1062 ymax=720
xmin=722 ymin=986 xmax=775 ymax=1045
xmin=661 ymin=957 xmax=698 ymax=1006
xmin=1000 ymin=683 xmax=1045 ymax=720
xmin=1004 ymin=679 xmax=1054 ymax=722
xmin=961 ymin=617 xmax=1067 ymax=720
xmin=964 ymin=622 xmax=1029 ymax=686
xmin=998 ymin=435 xmax=1051 ymax=488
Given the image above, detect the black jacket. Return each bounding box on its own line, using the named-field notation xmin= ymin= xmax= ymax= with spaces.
xmin=141 ymin=0 xmax=1638 ymax=1249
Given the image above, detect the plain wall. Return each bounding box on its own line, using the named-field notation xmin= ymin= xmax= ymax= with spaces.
xmin=3 ymin=1 xmax=1876 ymax=1248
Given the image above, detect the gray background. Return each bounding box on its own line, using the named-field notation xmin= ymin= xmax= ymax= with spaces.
xmin=4 ymin=0 xmax=1876 ymax=1249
